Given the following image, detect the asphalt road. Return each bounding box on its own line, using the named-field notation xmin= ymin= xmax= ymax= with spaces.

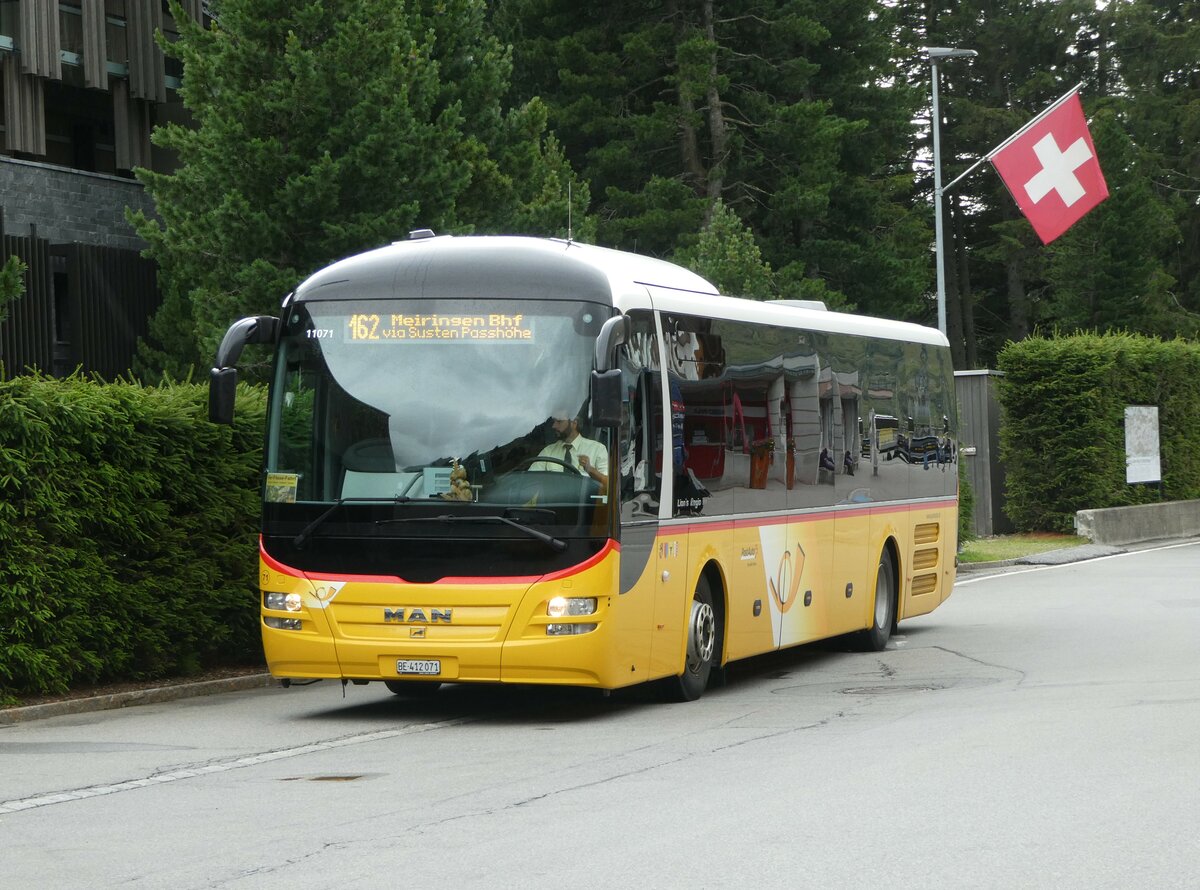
xmin=2 ymin=541 xmax=1198 ymax=889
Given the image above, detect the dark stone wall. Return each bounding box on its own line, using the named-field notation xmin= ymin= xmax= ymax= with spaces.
xmin=0 ymin=156 xmax=156 ymax=250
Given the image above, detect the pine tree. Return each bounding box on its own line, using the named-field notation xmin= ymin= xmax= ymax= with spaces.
xmin=132 ymin=0 xmax=589 ymax=378
xmin=1041 ymin=110 xmax=1184 ymax=336
xmin=498 ymin=0 xmax=928 ymax=318
xmin=1110 ymin=0 xmax=1200 ymax=330
xmin=674 ymin=199 xmax=774 ymax=298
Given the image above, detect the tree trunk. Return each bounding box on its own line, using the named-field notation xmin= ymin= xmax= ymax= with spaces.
xmin=702 ymin=0 xmax=726 ymax=206
xmin=1007 ymin=254 xmax=1030 ymax=342
xmin=667 ymin=0 xmax=707 ymax=196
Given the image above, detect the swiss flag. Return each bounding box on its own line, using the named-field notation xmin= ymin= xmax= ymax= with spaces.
xmin=989 ymin=91 xmax=1109 ymax=244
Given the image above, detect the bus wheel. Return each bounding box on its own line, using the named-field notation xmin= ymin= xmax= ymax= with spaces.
xmin=858 ymin=548 xmax=896 ymax=651
xmin=384 ymin=680 xmax=441 ymax=697
xmin=669 ymin=577 xmax=718 ymax=702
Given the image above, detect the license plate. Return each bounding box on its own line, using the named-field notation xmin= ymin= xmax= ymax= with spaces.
xmin=396 ymin=659 xmax=440 ymax=676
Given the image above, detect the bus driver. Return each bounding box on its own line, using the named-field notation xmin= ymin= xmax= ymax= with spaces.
xmin=535 ymin=413 xmax=609 ymax=488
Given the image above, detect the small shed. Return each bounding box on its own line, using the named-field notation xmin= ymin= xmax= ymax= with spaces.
xmin=955 ymin=370 xmax=1012 ymax=537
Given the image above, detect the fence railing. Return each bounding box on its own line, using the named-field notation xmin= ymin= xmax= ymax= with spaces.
xmin=1 ymin=216 xmax=160 ymax=380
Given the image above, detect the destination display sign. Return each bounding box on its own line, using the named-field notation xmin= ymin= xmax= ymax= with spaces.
xmin=307 ymin=312 xmax=536 ymax=344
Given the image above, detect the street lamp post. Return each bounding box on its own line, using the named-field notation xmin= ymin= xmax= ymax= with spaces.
xmin=923 ymin=46 xmax=977 ymax=338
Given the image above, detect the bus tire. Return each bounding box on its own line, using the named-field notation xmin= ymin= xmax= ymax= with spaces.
xmin=384 ymin=680 xmax=442 ymax=697
xmin=857 ymin=547 xmax=896 ymax=652
xmin=667 ymin=576 xmax=718 ymax=702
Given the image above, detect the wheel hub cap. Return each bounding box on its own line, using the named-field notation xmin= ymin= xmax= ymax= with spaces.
xmin=688 ymin=601 xmax=716 ymax=670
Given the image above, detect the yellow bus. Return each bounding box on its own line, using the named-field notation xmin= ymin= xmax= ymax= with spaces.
xmin=210 ymin=233 xmax=958 ymax=702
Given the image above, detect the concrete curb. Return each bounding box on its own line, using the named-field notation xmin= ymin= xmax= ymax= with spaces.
xmin=0 ymin=673 xmax=275 ymax=726
xmin=1015 ymin=543 xmax=1125 ymax=565
xmin=957 ymin=557 xmax=1022 ymax=572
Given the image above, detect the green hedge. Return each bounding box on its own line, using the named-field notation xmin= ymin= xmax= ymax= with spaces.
xmin=957 ymin=458 xmax=975 ymax=545
xmin=0 ymin=376 xmax=267 ymax=703
xmin=996 ymin=332 xmax=1200 ymax=532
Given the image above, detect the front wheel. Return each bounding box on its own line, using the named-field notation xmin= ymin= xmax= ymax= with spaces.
xmin=856 ymin=548 xmax=896 ymax=651
xmin=667 ymin=577 xmax=719 ymax=702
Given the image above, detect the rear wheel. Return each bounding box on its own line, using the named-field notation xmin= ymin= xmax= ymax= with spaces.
xmin=384 ymin=680 xmax=442 ymax=697
xmin=667 ymin=577 xmax=718 ymax=702
xmin=857 ymin=548 xmax=896 ymax=651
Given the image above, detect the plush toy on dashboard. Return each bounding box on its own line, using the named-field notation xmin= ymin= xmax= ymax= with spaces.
xmin=442 ymin=459 xmax=473 ymax=501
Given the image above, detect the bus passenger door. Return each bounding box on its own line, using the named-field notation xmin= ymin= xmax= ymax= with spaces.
xmin=615 ymin=311 xmax=679 ymax=682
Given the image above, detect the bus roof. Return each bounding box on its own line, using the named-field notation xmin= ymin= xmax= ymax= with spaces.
xmin=293 ymin=234 xmax=947 ymax=348
xmin=643 ymin=285 xmax=948 ymax=347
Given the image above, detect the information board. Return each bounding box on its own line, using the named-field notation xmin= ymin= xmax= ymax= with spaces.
xmin=1124 ymin=406 xmax=1161 ymax=484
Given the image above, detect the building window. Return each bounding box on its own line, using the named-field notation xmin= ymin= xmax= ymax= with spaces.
xmin=59 ymin=1 xmax=84 ymax=59
xmin=106 ymin=0 xmax=127 ymax=70
xmin=0 ymin=1 xmax=19 ymax=47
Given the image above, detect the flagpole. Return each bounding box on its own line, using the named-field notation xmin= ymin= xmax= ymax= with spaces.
xmin=924 ymin=46 xmax=977 ymax=338
xmin=932 ymin=59 xmax=949 ymax=336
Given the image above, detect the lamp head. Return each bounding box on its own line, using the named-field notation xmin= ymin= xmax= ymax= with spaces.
xmin=922 ymin=46 xmax=978 ymax=62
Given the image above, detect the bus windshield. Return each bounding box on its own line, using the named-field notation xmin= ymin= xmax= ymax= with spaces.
xmin=264 ymin=298 xmax=613 ymax=521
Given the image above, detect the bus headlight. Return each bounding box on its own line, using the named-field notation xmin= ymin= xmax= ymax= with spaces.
xmin=264 ymin=616 xmax=303 ymax=631
xmin=547 ymin=596 xmax=596 ymax=618
xmin=547 ymin=623 xmax=597 ymax=636
xmin=264 ymin=591 xmax=302 ymax=612
xmin=546 ymin=597 xmax=598 ymax=635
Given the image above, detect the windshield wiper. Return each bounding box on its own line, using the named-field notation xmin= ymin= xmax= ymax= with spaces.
xmin=377 ymin=511 xmax=567 ymax=552
xmin=293 ymin=497 xmax=410 ymax=549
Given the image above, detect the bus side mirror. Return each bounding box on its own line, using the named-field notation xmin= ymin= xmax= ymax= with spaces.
xmin=590 ymin=369 xmax=623 ymax=428
xmin=209 ymin=315 xmax=279 ymax=424
xmin=594 ymin=315 xmax=630 ymax=373
xmin=209 ymin=367 xmax=238 ymax=425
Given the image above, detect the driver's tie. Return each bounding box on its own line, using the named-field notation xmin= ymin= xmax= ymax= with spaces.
xmin=562 ymin=443 xmax=573 ymax=470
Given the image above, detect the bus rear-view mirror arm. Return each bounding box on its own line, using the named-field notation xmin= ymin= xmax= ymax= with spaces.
xmin=590 ymin=315 xmax=630 ymax=428
xmin=209 ymin=315 xmax=280 ymax=424
xmin=593 ymin=314 xmax=629 ymax=373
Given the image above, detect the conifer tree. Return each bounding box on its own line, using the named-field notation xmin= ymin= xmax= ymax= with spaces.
xmin=675 ymin=199 xmax=775 ymax=298
xmin=497 ymin=0 xmax=927 ymax=319
xmin=1110 ymin=0 xmax=1200 ymax=330
xmin=132 ymin=0 xmax=589 ymax=378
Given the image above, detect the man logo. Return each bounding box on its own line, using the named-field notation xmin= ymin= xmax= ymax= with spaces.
xmin=383 ymin=608 xmax=452 ymax=624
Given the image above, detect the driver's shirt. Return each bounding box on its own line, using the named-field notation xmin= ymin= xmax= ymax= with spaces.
xmin=537 ymin=435 xmax=609 ymax=477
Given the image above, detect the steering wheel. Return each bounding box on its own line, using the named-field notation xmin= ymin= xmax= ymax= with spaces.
xmin=512 ymin=455 xmax=586 ymax=476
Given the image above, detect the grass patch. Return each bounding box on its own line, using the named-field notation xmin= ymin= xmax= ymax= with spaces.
xmin=959 ymin=533 xmax=1089 ymax=564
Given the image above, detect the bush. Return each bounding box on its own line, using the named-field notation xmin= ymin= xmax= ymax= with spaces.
xmin=0 ymin=375 xmax=266 ymax=702
xmin=996 ymin=332 xmax=1200 ymax=532
xmin=957 ymin=458 xmax=975 ymax=546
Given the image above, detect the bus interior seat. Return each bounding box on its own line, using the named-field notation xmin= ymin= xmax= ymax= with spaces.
xmin=340 ymin=438 xmax=417 ymax=498
xmin=342 ymin=438 xmax=397 ymax=472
